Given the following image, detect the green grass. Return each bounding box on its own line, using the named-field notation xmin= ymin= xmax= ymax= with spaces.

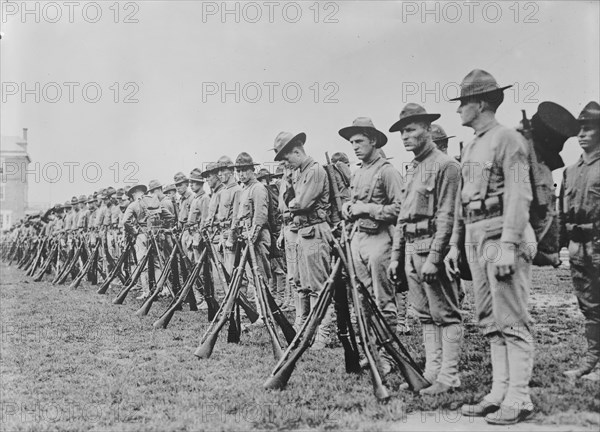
xmin=1 ymin=264 xmax=598 ymax=431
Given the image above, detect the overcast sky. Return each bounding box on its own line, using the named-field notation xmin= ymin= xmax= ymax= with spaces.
xmin=1 ymin=0 xmax=599 ymax=206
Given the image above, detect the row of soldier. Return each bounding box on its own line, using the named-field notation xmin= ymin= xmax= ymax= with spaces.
xmin=2 ymin=68 xmax=599 ymax=426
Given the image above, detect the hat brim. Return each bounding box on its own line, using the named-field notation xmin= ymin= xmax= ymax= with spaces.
xmin=339 ymin=126 xmax=388 ymax=148
xmin=128 ymin=185 xmax=148 ymax=197
xmin=433 ymin=135 xmax=455 ymax=142
xmin=449 ymin=85 xmax=512 ymax=102
xmin=389 ymin=114 xmax=441 ymax=133
xmin=274 ymin=132 xmax=307 ymax=162
xmin=190 ymin=176 xmax=205 ymax=183
xmin=233 ymin=163 xmax=260 ymax=170
xmin=174 ymin=179 xmax=189 ymax=185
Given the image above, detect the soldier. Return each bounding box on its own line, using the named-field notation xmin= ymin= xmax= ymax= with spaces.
xmin=431 ymin=124 xmax=455 ymax=154
xmin=273 ymin=131 xmax=333 ymax=349
xmin=232 ymin=153 xmax=271 ymax=308
xmin=257 ymin=167 xmax=287 ymax=307
xmin=561 ymin=101 xmax=600 ymax=382
xmin=123 ymin=184 xmax=150 ymax=299
xmin=187 ymin=168 xmax=210 ymax=262
xmin=387 ymin=105 xmax=462 ymax=394
xmin=338 ymin=117 xmax=402 ymax=372
xmin=76 ymin=195 xmax=90 ymax=231
xmin=445 ymin=69 xmax=536 ymax=424
xmin=174 ymin=172 xmax=194 ymax=260
xmin=216 ymin=156 xmax=242 ymax=273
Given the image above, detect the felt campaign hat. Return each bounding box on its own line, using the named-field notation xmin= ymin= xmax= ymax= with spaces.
xmin=273 ymin=131 xmax=307 ymax=162
xmin=78 ymin=195 xmax=87 ymax=204
xmin=450 ymin=69 xmax=512 ymax=101
xmin=577 ymin=101 xmax=600 ymax=124
xmin=173 ymin=172 xmax=189 ymax=185
xmin=163 ymin=183 xmax=176 ymax=193
xmin=389 ymin=104 xmax=441 ymax=133
xmin=215 ymin=156 xmax=235 ymax=170
xmin=201 ymin=162 xmax=219 ymax=178
xmin=256 ymin=168 xmax=271 ymax=180
xmin=431 ymin=124 xmax=455 ymax=142
xmin=147 ymin=179 xmax=163 ymax=192
xmin=189 ymin=168 xmax=205 ymax=182
xmin=234 ymin=152 xmax=260 ymax=169
xmin=127 ymin=184 xmax=147 ymax=198
xmin=339 ymin=117 xmax=388 ymax=148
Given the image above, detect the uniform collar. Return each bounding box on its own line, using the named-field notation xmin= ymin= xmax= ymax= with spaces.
xmin=361 ymin=154 xmax=383 ymax=168
xmin=474 ymin=119 xmax=500 ymax=137
xmin=580 ymin=146 xmax=600 ymax=165
xmin=413 ymin=141 xmax=436 ymax=163
xmin=212 ymin=182 xmax=224 ymax=193
xmin=299 ymin=156 xmax=314 ymax=172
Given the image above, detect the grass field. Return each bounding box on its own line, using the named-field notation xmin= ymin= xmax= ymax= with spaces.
xmin=1 ymin=263 xmax=599 ymax=431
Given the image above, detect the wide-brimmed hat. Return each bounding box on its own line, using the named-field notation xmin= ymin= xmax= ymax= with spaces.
xmin=273 ymin=131 xmax=307 ymax=162
xmin=147 ymin=179 xmax=163 ymax=192
xmin=256 ymin=168 xmax=271 ymax=181
xmin=189 ymin=168 xmax=204 ymax=182
xmin=78 ymin=195 xmax=87 ymax=204
xmin=63 ymin=200 xmax=73 ymax=209
xmin=215 ymin=156 xmax=235 ymax=170
xmin=234 ymin=152 xmax=260 ymax=169
xmin=104 ymin=186 xmax=116 ymax=198
xmin=331 ymin=152 xmax=350 ymax=165
xmin=577 ymin=101 xmax=600 ymax=124
xmin=163 ymin=183 xmax=176 ymax=193
xmin=70 ymin=196 xmax=78 ymax=205
xmin=431 ymin=124 xmax=455 ymax=142
xmin=450 ymin=69 xmax=512 ymax=101
xmin=339 ymin=117 xmax=388 ymax=148
xmin=53 ymin=203 xmax=63 ymax=211
xmin=86 ymin=195 xmax=96 ymax=204
xmin=389 ymin=104 xmax=441 ymax=133
xmin=173 ymin=171 xmax=189 ymax=185
xmin=127 ymin=184 xmax=148 ymax=198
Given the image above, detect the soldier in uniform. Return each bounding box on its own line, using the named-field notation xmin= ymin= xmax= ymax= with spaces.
xmin=231 ymin=153 xmax=271 ymax=309
xmin=273 ymin=131 xmax=333 ymax=349
xmin=187 ymin=168 xmax=210 ymax=263
xmin=216 ymin=156 xmax=243 ymax=274
xmin=123 ymin=184 xmax=150 ymax=299
xmin=76 ymin=195 xmax=90 ymax=231
xmin=174 ymin=172 xmax=194 ymax=260
xmin=388 ymin=105 xmax=462 ymax=394
xmin=431 ymin=124 xmax=455 ymax=154
xmin=338 ymin=117 xmax=403 ymax=372
xmin=445 ymin=70 xmax=536 ymax=424
xmin=561 ymin=101 xmax=600 ymax=382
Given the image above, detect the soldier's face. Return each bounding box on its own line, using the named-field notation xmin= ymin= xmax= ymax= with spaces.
xmin=236 ymin=167 xmax=254 ymax=183
xmin=176 ymin=182 xmax=188 ymax=195
xmin=190 ymin=181 xmax=203 ymax=192
xmin=457 ymin=100 xmax=480 ymax=126
xmin=282 ymin=149 xmax=303 ymax=169
xmin=578 ymin=123 xmax=600 ymax=151
xmin=401 ymin=122 xmax=429 ymax=153
xmin=218 ymin=168 xmax=232 ymax=183
xmin=166 ymin=190 xmax=176 ymax=199
xmin=350 ymin=134 xmax=377 ymax=161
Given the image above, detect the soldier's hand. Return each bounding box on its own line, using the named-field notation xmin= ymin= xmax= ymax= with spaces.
xmin=276 ymin=233 xmax=284 ymax=249
xmin=387 ymin=260 xmax=399 ymax=282
xmin=342 ymin=202 xmax=353 ymax=220
xmin=494 ymin=242 xmax=517 ymax=280
xmin=351 ymin=201 xmax=369 ymax=217
xmin=444 ymin=245 xmax=460 ymax=280
xmin=421 ymin=259 xmax=438 ymax=284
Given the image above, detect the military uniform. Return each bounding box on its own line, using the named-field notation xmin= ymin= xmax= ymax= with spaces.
xmin=390 ymin=105 xmax=462 ymax=393
xmin=560 ymin=101 xmax=600 ymax=381
xmin=273 ymin=131 xmax=333 ymax=346
xmin=215 ymin=158 xmax=242 ymax=273
xmin=450 ymin=70 xmax=536 ymax=423
xmin=123 ymin=184 xmax=150 ymax=296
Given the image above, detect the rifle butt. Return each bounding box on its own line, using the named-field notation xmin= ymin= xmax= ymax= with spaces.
xmin=152 ymin=308 xmax=175 ymax=329
xmin=112 ymin=286 xmax=131 ymax=305
xmin=194 ymin=334 xmax=218 ymax=359
xmin=135 ymin=295 xmax=156 ymax=317
xmin=263 ymin=365 xmax=295 ymax=390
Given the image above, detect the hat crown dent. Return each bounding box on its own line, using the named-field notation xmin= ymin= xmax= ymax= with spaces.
xmin=235 ymin=152 xmax=257 ymax=166
xmin=148 ymin=179 xmax=162 ymax=190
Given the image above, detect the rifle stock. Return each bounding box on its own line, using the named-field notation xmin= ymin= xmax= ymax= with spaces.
xmin=112 ymin=244 xmax=151 ymax=305
xmin=97 ymin=238 xmax=133 ymax=294
xmin=136 ymin=241 xmax=178 ymax=316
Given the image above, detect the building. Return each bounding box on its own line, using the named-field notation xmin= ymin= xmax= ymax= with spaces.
xmin=1 ymin=128 xmax=31 ymax=230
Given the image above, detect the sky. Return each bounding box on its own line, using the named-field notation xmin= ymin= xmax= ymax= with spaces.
xmin=1 ymin=0 xmax=599 ymax=206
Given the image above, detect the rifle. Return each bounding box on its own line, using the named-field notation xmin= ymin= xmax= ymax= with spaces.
xmin=324 ymin=152 xmax=362 ymax=372
xmin=69 ymin=241 xmax=102 ymax=289
xmin=264 ymin=258 xmax=342 ymax=390
xmin=112 ymin=233 xmax=154 ymax=304
xmin=248 ymin=240 xmax=284 ymax=360
xmin=96 ymin=236 xmax=134 ymax=294
xmin=194 ymin=242 xmax=250 ymax=359
xmin=33 ymin=242 xmax=58 ymax=282
xmin=153 ymin=247 xmax=207 ymax=329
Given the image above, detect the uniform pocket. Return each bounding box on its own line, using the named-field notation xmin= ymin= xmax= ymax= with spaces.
xmin=298 ymin=226 xmax=315 ymax=239
xmin=413 ymin=185 xmax=435 ymax=218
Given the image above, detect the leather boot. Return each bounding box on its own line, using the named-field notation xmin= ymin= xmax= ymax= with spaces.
xmin=502 ymin=336 xmax=534 ymax=412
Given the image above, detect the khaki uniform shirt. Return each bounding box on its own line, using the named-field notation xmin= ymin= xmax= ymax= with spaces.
xmin=235 ymin=178 xmax=269 ymax=230
xmin=559 ymin=148 xmax=600 ymax=242
xmin=177 ymin=189 xmax=194 ymax=225
xmin=450 ymin=120 xmax=532 ymax=245
xmin=187 ymin=190 xmax=210 ymax=228
xmin=289 ymin=156 xmax=330 ymax=223
xmin=392 ymin=142 xmax=460 ymax=264
xmin=123 ymin=198 xmax=148 ymax=236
